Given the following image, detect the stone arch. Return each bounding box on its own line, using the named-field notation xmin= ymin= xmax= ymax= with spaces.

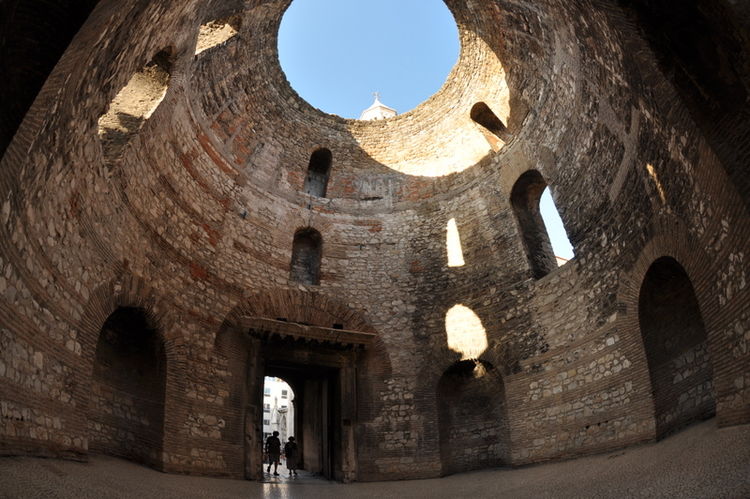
xmin=638 ymin=256 xmax=715 ymax=438
xmin=290 ymin=227 xmax=323 ymax=285
xmin=77 ymin=273 xmax=184 ymax=469
xmin=437 ymin=359 xmax=510 ymax=476
xmin=616 ymin=224 xmax=727 ymax=434
xmin=304 ymin=148 xmax=333 ymax=197
xmin=195 ymin=14 xmax=242 ymax=55
xmin=510 ymin=170 xmax=557 ymax=279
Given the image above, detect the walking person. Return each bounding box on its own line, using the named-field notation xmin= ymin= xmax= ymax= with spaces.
xmin=265 ymin=431 xmax=281 ymax=476
xmin=284 ymin=436 xmax=299 ymax=477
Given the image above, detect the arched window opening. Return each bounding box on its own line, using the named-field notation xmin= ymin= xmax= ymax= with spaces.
xmin=437 ymin=360 xmax=509 ymax=476
xmin=195 ymin=15 xmax=242 ymax=55
xmin=511 ymin=171 xmax=572 ymax=279
xmin=98 ymin=49 xmax=172 ymax=163
xmin=638 ymin=257 xmax=715 ymax=438
xmin=89 ymin=307 xmax=166 ymax=467
xmin=470 ymin=102 xmax=510 ymax=149
xmin=0 ymin=0 xmax=100 ymax=157
xmin=304 ymin=148 xmax=332 ymax=197
xmin=290 ymin=228 xmax=322 ymax=285
xmin=539 ymin=187 xmax=574 ymax=266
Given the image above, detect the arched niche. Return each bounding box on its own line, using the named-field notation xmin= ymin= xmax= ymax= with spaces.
xmin=290 ymin=228 xmax=322 ymax=285
xmin=304 ymin=148 xmax=332 ymax=197
xmin=638 ymin=256 xmax=715 ymax=438
xmin=437 ymin=360 xmax=510 ymax=476
xmin=88 ymin=307 xmax=166 ymax=468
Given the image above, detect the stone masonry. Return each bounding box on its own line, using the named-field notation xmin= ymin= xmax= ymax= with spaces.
xmin=0 ymin=0 xmax=748 ymax=484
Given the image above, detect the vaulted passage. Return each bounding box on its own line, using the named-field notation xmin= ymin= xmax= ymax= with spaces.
xmin=638 ymin=257 xmax=715 ymax=438
xmin=471 ymin=102 xmax=510 ymax=149
xmin=437 ymin=360 xmax=509 ymax=476
xmin=88 ymin=307 xmax=166 ymax=468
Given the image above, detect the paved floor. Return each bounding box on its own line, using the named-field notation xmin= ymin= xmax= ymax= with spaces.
xmin=1 ymin=420 xmax=748 ymax=498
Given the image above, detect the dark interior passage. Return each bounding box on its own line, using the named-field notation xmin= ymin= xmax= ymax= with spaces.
xmin=638 ymin=257 xmax=715 ymax=438
xmin=88 ymin=307 xmax=166 ymax=467
xmin=437 ymin=360 xmax=510 ymax=476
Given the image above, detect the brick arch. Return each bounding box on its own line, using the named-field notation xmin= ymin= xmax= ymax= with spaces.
xmin=76 ymin=272 xmax=186 ymax=468
xmin=218 ymin=288 xmax=378 ymax=337
xmin=214 ymin=288 xmax=391 ymax=478
xmin=616 ymin=224 xmax=721 ymax=436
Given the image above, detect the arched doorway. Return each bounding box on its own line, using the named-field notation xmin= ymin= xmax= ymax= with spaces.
xmin=88 ymin=307 xmax=166 ymax=468
xmin=437 ymin=360 xmax=510 ymax=476
xmin=638 ymin=257 xmax=715 ymax=438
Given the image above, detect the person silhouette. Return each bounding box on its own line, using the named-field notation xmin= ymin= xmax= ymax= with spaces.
xmin=284 ymin=436 xmax=299 ymax=477
xmin=265 ymin=431 xmax=281 ymax=476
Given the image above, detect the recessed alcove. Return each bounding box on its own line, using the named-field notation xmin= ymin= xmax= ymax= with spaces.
xmin=638 ymin=257 xmax=715 ymax=438
xmin=89 ymin=307 xmax=166 ymax=468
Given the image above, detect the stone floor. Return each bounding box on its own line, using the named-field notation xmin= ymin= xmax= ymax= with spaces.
xmin=1 ymin=420 xmax=748 ymax=498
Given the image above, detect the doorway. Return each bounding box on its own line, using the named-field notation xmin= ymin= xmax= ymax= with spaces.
xmin=242 ymin=317 xmax=370 ymax=482
xmin=263 ymin=363 xmax=339 ymax=479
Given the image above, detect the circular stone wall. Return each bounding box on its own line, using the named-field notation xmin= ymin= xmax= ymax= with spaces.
xmin=0 ymin=0 xmax=748 ymax=485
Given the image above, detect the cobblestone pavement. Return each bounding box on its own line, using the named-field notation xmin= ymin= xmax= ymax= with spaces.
xmin=1 ymin=420 xmax=748 ymax=499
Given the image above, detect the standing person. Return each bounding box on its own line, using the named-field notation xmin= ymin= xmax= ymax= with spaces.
xmin=265 ymin=431 xmax=281 ymax=476
xmin=284 ymin=436 xmax=299 ymax=477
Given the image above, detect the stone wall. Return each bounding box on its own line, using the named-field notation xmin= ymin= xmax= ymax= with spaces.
xmin=0 ymin=0 xmax=747 ymax=484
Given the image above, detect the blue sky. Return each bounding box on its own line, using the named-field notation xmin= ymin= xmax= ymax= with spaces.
xmin=279 ymin=0 xmax=459 ymax=118
xmin=279 ymin=0 xmax=574 ymax=260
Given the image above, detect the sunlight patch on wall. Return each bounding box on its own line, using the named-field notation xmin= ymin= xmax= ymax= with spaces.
xmin=195 ymin=16 xmax=241 ymax=55
xmin=445 ymin=305 xmax=487 ymax=360
xmin=646 ymin=163 xmax=667 ymax=204
xmin=98 ymin=50 xmax=171 ymax=162
xmin=447 ymin=218 xmax=465 ymax=267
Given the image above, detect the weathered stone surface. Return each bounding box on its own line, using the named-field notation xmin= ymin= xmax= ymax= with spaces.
xmin=0 ymin=0 xmax=748 ymax=484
